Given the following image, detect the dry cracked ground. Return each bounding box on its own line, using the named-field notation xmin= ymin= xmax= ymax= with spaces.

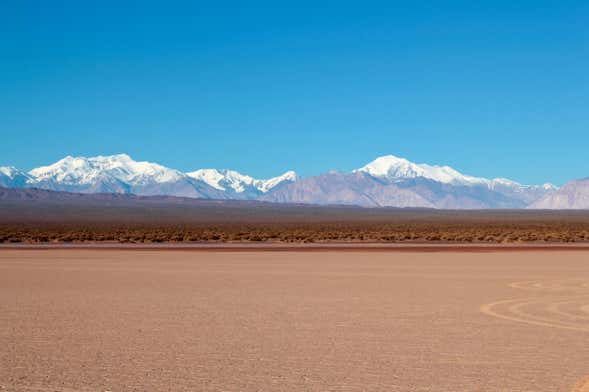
xmin=1 ymin=249 xmax=589 ymax=391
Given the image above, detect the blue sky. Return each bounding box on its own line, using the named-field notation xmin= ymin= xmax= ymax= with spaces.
xmin=1 ymin=1 xmax=587 ymax=185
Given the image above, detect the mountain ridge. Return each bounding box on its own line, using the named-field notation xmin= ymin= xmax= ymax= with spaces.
xmin=0 ymin=153 xmax=572 ymax=209
xmin=528 ymin=178 xmax=589 ymax=209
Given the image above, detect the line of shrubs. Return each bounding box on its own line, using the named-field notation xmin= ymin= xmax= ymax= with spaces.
xmin=1 ymin=223 xmax=589 ymax=243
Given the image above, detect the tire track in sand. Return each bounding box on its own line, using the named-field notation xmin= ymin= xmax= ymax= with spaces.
xmin=572 ymin=377 xmax=589 ymax=392
xmin=480 ymin=280 xmax=589 ymax=391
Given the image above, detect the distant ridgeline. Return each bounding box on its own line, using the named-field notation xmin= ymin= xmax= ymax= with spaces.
xmin=1 ymin=153 xmax=585 ymax=209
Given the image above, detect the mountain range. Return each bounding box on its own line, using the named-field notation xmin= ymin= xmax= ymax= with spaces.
xmin=527 ymin=178 xmax=589 ymax=209
xmin=1 ymin=154 xmax=297 ymax=200
xmin=1 ymin=153 xmax=585 ymax=209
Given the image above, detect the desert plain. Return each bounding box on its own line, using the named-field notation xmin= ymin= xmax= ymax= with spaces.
xmin=1 ymin=249 xmax=589 ymax=391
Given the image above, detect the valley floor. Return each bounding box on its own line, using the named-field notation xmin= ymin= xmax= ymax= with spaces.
xmin=1 ymin=250 xmax=589 ymax=391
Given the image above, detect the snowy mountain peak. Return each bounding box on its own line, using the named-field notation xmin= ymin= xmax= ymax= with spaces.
xmin=186 ymin=169 xmax=254 ymax=192
xmin=355 ymin=154 xmax=487 ymax=186
xmin=28 ymin=154 xmax=183 ymax=185
xmin=186 ymin=168 xmax=297 ymax=193
xmin=353 ymin=155 xmax=562 ymax=205
xmin=255 ymin=171 xmax=298 ymax=193
xmin=185 ymin=169 xmax=226 ymax=190
xmin=0 ymin=153 xmax=561 ymax=209
xmin=541 ymin=183 xmax=558 ymax=191
xmin=0 ymin=166 xmax=25 ymax=179
xmin=0 ymin=166 xmax=33 ymax=187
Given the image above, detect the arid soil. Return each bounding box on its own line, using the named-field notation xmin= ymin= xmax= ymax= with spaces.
xmin=2 ymin=187 xmax=589 ymax=244
xmin=1 ymin=250 xmax=589 ymax=391
xmin=2 ymin=195 xmax=589 ymax=243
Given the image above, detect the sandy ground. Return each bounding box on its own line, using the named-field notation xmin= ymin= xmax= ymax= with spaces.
xmin=1 ymin=250 xmax=588 ymax=391
xmin=3 ymin=243 xmax=589 ymax=251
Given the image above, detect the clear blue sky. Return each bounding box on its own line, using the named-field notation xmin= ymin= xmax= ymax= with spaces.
xmin=1 ymin=1 xmax=587 ymax=185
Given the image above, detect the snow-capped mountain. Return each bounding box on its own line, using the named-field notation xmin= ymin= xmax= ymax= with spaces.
xmin=528 ymin=178 xmax=589 ymax=209
xmin=27 ymin=154 xmax=198 ymax=196
xmin=3 ymin=154 xmax=296 ymax=199
xmin=355 ymin=155 xmax=556 ymax=191
xmin=186 ymin=169 xmax=297 ymax=195
xmin=350 ymin=155 xmax=557 ymax=207
xmin=0 ymin=153 xmax=563 ymax=208
xmin=256 ymin=171 xmax=298 ymax=193
xmin=355 ymin=155 xmax=484 ymax=185
xmin=0 ymin=166 xmax=34 ymax=188
xmin=260 ymin=171 xmax=436 ymax=208
xmin=29 ymin=154 xmax=184 ymax=186
xmin=262 ymin=155 xmax=558 ymax=208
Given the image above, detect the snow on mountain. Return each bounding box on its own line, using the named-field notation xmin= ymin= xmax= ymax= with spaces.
xmin=528 ymin=178 xmax=589 ymax=209
xmin=1 ymin=166 xmax=24 ymax=179
xmin=25 ymin=154 xmax=224 ymax=198
xmin=29 ymin=154 xmax=183 ymax=186
xmin=348 ymin=154 xmax=559 ymax=207
xmin=186 ymin=169 xmax=256 ymax=193
xmin=0 ymin=166 xmax=34 ymax=188
xmin=185 ymin=169 xmax=227 ymax=191
xmin=256 ymin=171 xmax=298 ymax=193
xmin=0 ymin=153 xmax=562 ymax=208
xmin=261 ymin=171 xmax=436 ymax=207
xmin=16 ymin=154 xmax=297 ymax=198
xmin=355 ymin=155 xmax=483 ymax=185
xmin=355 ymin=155 xmax=556 ymax=192
xmin=542 ymin=183 xmax=559 ymax=191
xmin=186 ymin=169 xmax=297 ymax=193
xmin=355 ymin=155 xmax=502 ymax=186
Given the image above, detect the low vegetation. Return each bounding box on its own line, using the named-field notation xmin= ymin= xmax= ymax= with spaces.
xmin=2 ymin=221 xmax=589 ymax=244
xmin=1 ymin=195 xmax=588 ymax=244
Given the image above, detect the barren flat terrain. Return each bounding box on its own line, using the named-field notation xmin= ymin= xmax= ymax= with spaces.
xmin=1 ymin=249 xmax=589 ymax=391
xmin=2 ymin=188 xmax=589 ymax=244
